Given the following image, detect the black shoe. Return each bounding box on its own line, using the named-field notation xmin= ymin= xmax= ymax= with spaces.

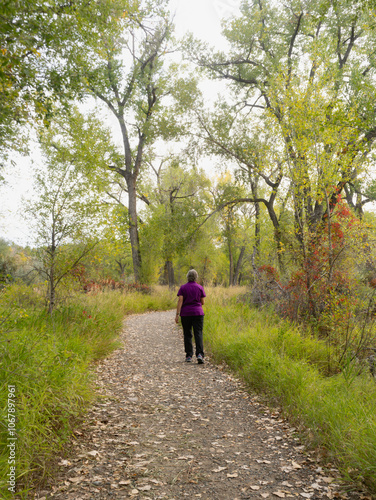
xmin=197 ymin=354 xmax=204 ymax=364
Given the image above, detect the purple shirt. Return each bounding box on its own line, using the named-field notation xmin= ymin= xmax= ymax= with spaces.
xmin=177 ymin=282 xmax=206 ymax=316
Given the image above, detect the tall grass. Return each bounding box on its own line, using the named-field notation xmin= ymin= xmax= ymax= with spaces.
xmin=0 ymin=285 xmax=176 ymax=498
xmin=204 ymin=288 xmax=376 ymax=492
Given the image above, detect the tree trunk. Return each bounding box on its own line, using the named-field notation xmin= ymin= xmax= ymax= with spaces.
xmin=118 ymin=110 xmax=143 ymax=283
xmin=254 ymin=200 xmax=261 ymax=258
xmin=201 ymin=257 xmax=208 ymax=286
xmin=233 ymin=246 xmax=245 ymax=285
xmin=48 ymin=274 xmax=55 ymax=314
xmin=116 ymin=260 xmax=126 ymax=282
xmin=127 ymin=175 xmax=142 ymax=282
xmin=48 ymin=244 xmax=56 ymax=314
xmin=164 ymin=260 xmax=175 ymax=289
xmin=265 ymin=200 xmax=285 ymax=274
xmin=250 ymin=177 xmax=261 ymax=262
xmin=228 ymin=235 xmax=234 ymax=287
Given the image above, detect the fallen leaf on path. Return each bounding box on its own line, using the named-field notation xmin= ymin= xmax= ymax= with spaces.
xmin=273 ymin=492 xmax=285 ymax=498
xmin=59 ymin=460 xmax=71 ymax=466
xmin=227 ymin=472 xmax=239 ymax=478
xmin=212 ymin=466 xmax=227 ymax=472
xmin=139 ymin=485 xmax=152 ymax=491
xmin=291 ymin=461 xmax=302 ymax=469
xmin=322 ymin=476 xmax=335 ymax=483
xmin=310 ymin=483 xmax=321 ymax=490
xmin=69 ymin=477 xmax=83 ymax=483
xmin=87 ymin=450 xmax=99 ymax=457
xmin=134 ymin=460 xmax=152 ymax=467
xmin=250 ymin=485 xmax=260 ymax=490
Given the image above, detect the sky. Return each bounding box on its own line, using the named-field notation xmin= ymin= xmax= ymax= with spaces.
xmin=0 ymin=0 xmax=242 ymax=245
xmin=170 ymin=0 xmax=241 ymax=41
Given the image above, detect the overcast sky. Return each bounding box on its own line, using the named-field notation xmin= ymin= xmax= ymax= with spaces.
xmin=171 ymin=0 xmax=240 ymax=42
xmin=0 ymin=0 xmax=242 ymax=245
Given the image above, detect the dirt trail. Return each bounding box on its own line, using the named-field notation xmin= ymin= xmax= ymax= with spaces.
xmin=38 ymin=310 xmax=367 ymax=500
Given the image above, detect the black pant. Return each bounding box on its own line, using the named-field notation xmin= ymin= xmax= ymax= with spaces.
xmin=181 ymin=315 xmax=204 ymax=358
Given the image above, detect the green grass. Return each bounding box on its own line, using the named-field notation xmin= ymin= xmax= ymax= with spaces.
xmin=204 ymin=289 xmax=376 ymax=492
xmin=0 ymin=285 xmax=176 ymax=498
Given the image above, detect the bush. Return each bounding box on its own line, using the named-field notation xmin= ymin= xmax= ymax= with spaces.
xmin=125 ymin=282 xmax=152 ymax=294
xmin=245 ymin=202 xmax=376 ymax=372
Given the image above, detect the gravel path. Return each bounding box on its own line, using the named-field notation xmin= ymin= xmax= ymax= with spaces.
xmin=38 ymin=311 xmax=368 ymax=500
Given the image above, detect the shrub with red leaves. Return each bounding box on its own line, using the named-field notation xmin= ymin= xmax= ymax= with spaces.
xmin=279 ymin=198 xmax=360 ymax=327
xmin=126 ymin=283 xmax=152 ymax=295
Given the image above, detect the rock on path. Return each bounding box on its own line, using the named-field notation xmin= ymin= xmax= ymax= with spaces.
xmin=40 ymin=311 xmax=367 ymax=500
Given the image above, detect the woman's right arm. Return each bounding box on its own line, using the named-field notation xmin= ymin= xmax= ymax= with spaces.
xmin=175 ymin=295 xmax=184 ymax=323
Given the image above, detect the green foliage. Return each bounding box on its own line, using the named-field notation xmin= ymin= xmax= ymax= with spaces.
xmin=177 ymin=223 xmax=227 ymax=286
xmin=38 ymin=107 xmax=121 ymax=190
xmin=212 ymin=173 xmax=255 ymax=285
xmin=191 ymin=0 xmax=376 ymax=279
xmin=140 ymin=160 xmax=212 ymax=284
xmin=0 ymin=0 xmax=127 ymax=162
xmin=0 ymin=239 xmax=17 ymax=284
xmin=36 ymin=107 xmax=136 ymax=284
xmin=204 ymin=290 xmax=376 ymax=491
xmin=0 ymin=283 xmax=176 ymax=498
xmin=24 ymin=127 xmax=114 ymax=310
xmin=84 ymin=238 xmax=133 ymax=283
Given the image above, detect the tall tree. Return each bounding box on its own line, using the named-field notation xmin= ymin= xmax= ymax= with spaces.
xmin=190 ymin=0 xmax=376 ymax=255
xmin=25 ymin=160 xmax=102 ymax=313
xmin=140 ymin=157 xmax=211 ymax=286
xmin=211 ymin=173 xmax=255 ymax=285
xmin=67 ymin=1 xmax=198 ymax=281
xmin=0 ymin=0 xmax=119 ymax=166
xmin=194 ymin=106 xmax=286 ymax=269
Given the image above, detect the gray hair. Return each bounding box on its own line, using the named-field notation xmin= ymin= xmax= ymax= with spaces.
xmin=187 ymin=269 xmax=198 ymax=282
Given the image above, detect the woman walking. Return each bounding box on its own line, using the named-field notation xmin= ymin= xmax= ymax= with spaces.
xmin=175 ymin=269 xmax=206 ymax=364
